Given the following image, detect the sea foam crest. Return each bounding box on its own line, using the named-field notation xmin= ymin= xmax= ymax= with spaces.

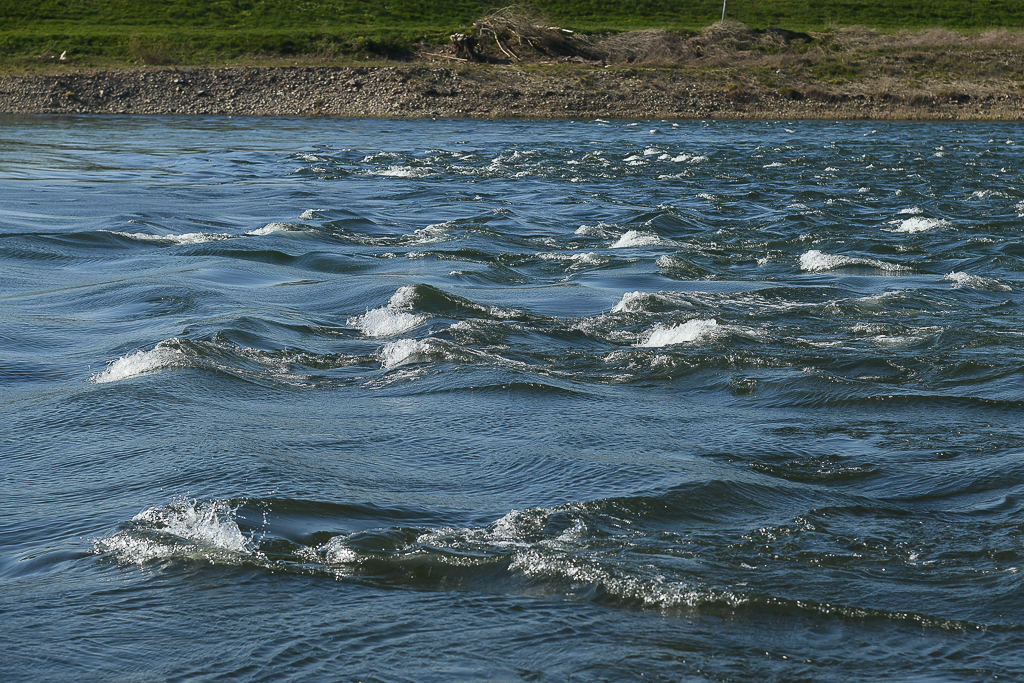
xmin=93 ymin=498 xmax=257 ymax=565
xmin=379 ymin=338 xmax=435 ymax=369
xmin=886 ymin=217 xmax=952 ymax=233
xmin=611 ymin=290 xmax=652 ymax=314
xmin=316 ymin=505 xmax=742 ymax=611
xmin=639 ymin=319 xmax=719 ymax=347
xmin=374 ymin=165 xmax=433 ymax=178
xmin=575 ymin=222 xmax=618 ymax=237
xmin=106 ymin=231 xmax=233 ymax=245
xmin=92 ymin=341 xmax=184 ymax=383
xmin=348 ymin=286 xmax=428 ymax=338
xmin=799 ymin=250 xmax=905 ymax=273
xmin=943 ymin=272 xmax=1012 ymax=291
xmin=537 ymin=252 xmax=606 ymax=268
xmin=247 ymin=222 xmax=294 ymax=236
xmin=611 ymin=230 xmax=662 ymax=248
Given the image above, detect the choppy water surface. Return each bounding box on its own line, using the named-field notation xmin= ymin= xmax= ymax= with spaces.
xmin=3 ymin=115 xmax=1024 ymax=681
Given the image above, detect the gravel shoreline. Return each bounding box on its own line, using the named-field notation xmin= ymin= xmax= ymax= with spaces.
xmin=2 ymin=65 xmax=1022 ymax=120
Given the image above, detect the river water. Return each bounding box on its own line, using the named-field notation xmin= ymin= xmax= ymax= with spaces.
xmin=3 ymin=115 xmax=1024 ymax=681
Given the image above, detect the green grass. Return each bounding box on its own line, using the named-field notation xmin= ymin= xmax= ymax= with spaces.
xmin=2 ymin=0 xmax=1024 ymax=67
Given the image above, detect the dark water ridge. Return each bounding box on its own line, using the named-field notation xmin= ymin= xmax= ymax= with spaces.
xmin=2 ymin=116 xmax=1024 ymax=681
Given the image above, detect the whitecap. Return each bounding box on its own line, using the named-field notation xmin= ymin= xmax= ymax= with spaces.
xmin=348 ymin=308 xmax=426 ymax=338
xmin=409 ymin=222 xmax=453 ymax=244
xmin=574 ymin=222 xmax=617 ymax=237
xmin=93 ymin=498 xmax=257 ymax=565
xmin=374 ymin=166 xmax=433 ymax=178
xmin=348 ymin=286 xmax=428 ymax=338
xmin=538 ymin=252 xmax=606 ymax=268
xmin=379 ymin=338 xmax=434 ymax=369
xmin=943 ymin=272 xmax=1012 ymax=291
xmin=799 ymin=250 xmax=905 ymax=273
xmin=969 ymin=189 xmax=1009 ymax=200
xmin=638 ymin=319 xmax=719 ymax=347
xmin=247 ymin=222 xmax=294 ymax=236
xmin=105 ymin=230 xmax=232 ymax=245
xmin=611 ymin=230 xmax=662 ymax=248
xmin=92 ymin=342 xmax=184 ymax=383
xmin=610 ymin=290 xmax=651 ymax=314
xmin=887 ymin=217 xmax=951 ymax=233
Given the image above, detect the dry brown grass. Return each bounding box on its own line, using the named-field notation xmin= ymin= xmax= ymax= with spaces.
xmin=437 ymin=9 xmax=1024 ymax=88
xmin=595 ymin=30 xmax=693 ymax=65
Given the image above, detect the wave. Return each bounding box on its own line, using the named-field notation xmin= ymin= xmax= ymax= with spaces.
xmin=379 ymin=338 xmax=439 ymax=369
xmin=885 ymin=217 xmax=952 ymax=233
xmin=90 ymin=337 xmax=366 ymax=385
xmin=943 ymin=271 xmax=1012 ymax=291
xmin=93 ymin=497 xmax=260 ymax=565
xmin=611 ymin=230 xmax=663 ymax=248
xmin=91 ymin=342 xmax=186 ymax=383
xmin=104 ymin=230 xmax=234 ymax=245
xmin=348 ymin=286 xmax=428 ymax=338
xmin=638 ymin=319 xmax=720 ymax=347
xmin=92 ymin=491 xmax=989 ymax=631
xmin=799 ymin=249 xmax=907 ymax=273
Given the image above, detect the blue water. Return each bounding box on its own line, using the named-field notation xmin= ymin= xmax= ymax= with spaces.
xmin=3 ymin=115 xmax=1024 ymax=681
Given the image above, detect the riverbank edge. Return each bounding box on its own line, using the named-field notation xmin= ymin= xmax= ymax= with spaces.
xmin=2 ymin=64 xmax=1022 ymax=121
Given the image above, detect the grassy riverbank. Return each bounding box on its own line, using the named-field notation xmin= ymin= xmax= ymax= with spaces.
xmin=3 ymin=0 xmax=1024 ymax=69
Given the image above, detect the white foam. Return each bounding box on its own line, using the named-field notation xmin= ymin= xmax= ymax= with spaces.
xmin=361 ymin=151 xmax=401 ymax=162
xmin=374 ymin=165 xmax=432 ymax=178
xmin=299 ymin=208 xmax=323 ymax=220
xmin=888 ymin=217 xmax=951 ymax=233
xmin=538 ymin=252 xmax=606 ymax=267
xmin=638 ymin=319 xmax=719 ymax=347
xmin=320 ymin=538 xmax=361 ymax=564
xmin=92 ymin=342 xmax=183 ymax=383
xmin=611 ymin=230 xmax=662 ymax=248
xmin=943 ymin=272 xmax=1012 ymax=291
xmin=348 ymin=286 xmax=427 ymax=337
xmin=610 ymin=291 xmax=650 ymax=314
xmin=575 ymin=222 xmax=617 ymax=237
xmin=93 ymin=498 xmax=256 ymax=565
xmin=898 ymin=206 xmax=923 ymax=215
xmin=387 ymin=285 xmax=418 ymax=309
xmin=136 ymin=498 xmax=251 ymax=551
xmin=409 ymin=223 xmax=452 ymax=244
xmin=106 ymin=231 xmax=233 ymax=245
xmin=380 ymin=338 xmax=433 ymax=369
xmin=349 ymin=308 xmax=425 ymax=337
xmin=799 ymin=250 xmax=905 ymax=273
xmin=247 ymin=222 xmax=293 ymax=236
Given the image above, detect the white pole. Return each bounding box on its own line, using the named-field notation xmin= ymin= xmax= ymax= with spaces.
xmin=721 ymin=0 xmax=727 ymax=23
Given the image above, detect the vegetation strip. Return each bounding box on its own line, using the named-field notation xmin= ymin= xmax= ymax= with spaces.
xmin=2 ymin=4 xmax=1022 ymax=120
